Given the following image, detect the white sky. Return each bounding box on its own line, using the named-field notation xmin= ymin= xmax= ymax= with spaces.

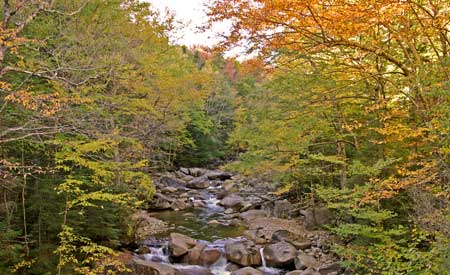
xmin=146 ymin=0 xmax=230 ymax=47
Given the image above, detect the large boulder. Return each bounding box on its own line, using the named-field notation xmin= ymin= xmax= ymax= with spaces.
xmin=181 ymin=243 xmax=206 ymax=265
xmin=273 ymin=199 xmax=293 ymax=218
xmin=132 ymin=259 xmax=177 ymax=275
xmin=271 ymin=230 xmax=312 ymax=250
xmin=241 ymin=210 xmax=267 ymax=222
xmin=303 ymin=207 xmax=333 ymax=230
xmin=131 ymin=211 xmax=168 ymax=243
xmin=150 ymin=193 xmax=173 ymax=210
xmin=186 ymin=176 xmax=209 ymax=189
xmin=206 ymin=170 xmax=232 ymax=181
xmin=168 ymin=233 xmax=197 ymax=257
xmin=230 ymin=267 xmax=264 ymax=275
xmin=220 ymin=194 xmax=244 ymax=210
xmin=159 ymin=176 xmax=185 ymax=187
xmin=243 ymin=228 xmax=270 ymax=245
xmin=295 ymin=252 xmax=319 ymax=271
xmin=171 ymin=200 xmax=188 ymax=211
xmin=263 ymin=242 xmax=297 ymax=268
xmin=225 ymin=241 xmax=262 ymax=266
xmin=200 ymin=248 xmax=222 ymax=265
xmin=188 ymin=168 xmax=207 ymax=177
xmin=180 ymin=243 xmax=221 ymax=266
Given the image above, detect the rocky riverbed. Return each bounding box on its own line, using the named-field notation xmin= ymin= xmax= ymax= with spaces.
xmin=120 ymin=168 xmax=350 ymax=275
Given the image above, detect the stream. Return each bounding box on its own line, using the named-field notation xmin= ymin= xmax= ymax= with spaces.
xmin=137 ymin=188 xmax=283 ymax=275
xmin=128 ymin=169 xmax=343 ymax=275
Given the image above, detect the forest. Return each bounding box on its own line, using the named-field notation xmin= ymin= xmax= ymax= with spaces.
xmin=0 ymin=0 xmax=448 ymax=275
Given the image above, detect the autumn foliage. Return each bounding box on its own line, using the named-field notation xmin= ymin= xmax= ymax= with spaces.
xmin=209 ymin=0 xmax=450 ymax=273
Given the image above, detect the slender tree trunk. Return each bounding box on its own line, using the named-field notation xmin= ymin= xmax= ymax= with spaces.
xmin=337 ymin=141 xmax=347 ymax=189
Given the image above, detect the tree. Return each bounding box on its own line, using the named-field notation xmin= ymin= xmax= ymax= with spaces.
xmin=209 ymin=0 xmax=450 ymax=273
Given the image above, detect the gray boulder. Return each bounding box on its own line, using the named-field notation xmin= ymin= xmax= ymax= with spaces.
xmin=241 ymin=209 xmax=267 ymax=222
xmin=263 ymin=241 xmax=297 ymax=268
xmin=206 ymin=170 xmax=232 ymax=181
xmin=189 ymin=168 xmax=207 ymax=177
xmin=181 ymin=243 xmax=206 ymax=265
xmin=186 ymin=176 xmax=209 ymax=189
xmin=303 ymin=207 xmax=333 ymax=230
xmin=271 ymin=230 xmax=312 ymax=250
xmin=295 ymin=252 xmax=319 ymax=270
xmin=171 ymin=200 xmax=188 ymax=211
xmin=168 ymin=233 xmax=197 ymax=257
xmin=200 ymin=248 xmax=222 ymax=266
xmin=225 ymin=241 xmax=262 ymax=266
xmin=159 ymin=176 xmax=185 ymax=187
xmin=151 ymin=193 xmax=173 ymax=210
xmin=220 ymin=194 xmax=244 ymax=210
xmin=131 ymin=211 xmax=168 ymax=243
xmin=273 ymin=199 xmax=292 ymax=218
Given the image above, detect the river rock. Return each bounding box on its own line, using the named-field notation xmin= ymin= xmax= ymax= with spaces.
xmin=223 ymin=180 xmax=236 ymax=192
xmin=206 ymin=170 xmax=232 ymax=181
xmin=231 ymin=267 xmax=264 ymax=275
xmin=243 ymin=228 xmax=269 ymax=244
xmin=169 ymin=233 xmax=197 ymax=257
xmin=193 ymin=200 xmax=206 ymax=208
xmin=271 ymin=230 xmax=312 ymax=250
xmin=317 ymin=262 xmax=342 ymax=275
xmin=171 ymin=200 xmax=188 ymax=211
xmin=159 ymin=176 xmax=185 ymax=187
xmin=208 ymin=219 xmax=221 ymax=225
xmin=273 ymin=199 xmax=293 ymax=218
xmin=151 ymin=193 xmax=173 ymax=210
xmin=226 ymin=263 xmax=242 ymax=272
xmin=225 ymin=240 xmax=262 ymax=266
xmin=241 ymin=209 xmax=267 ymax=222
xmin=163 ymin=186 xmax=179 ymax=194
xmin=180 ymin=167 xmax=190 ymax=175
xmin=303 ymin=207 xmax=333 ymax=230
xmin=131 ymin=211 xmax=168 ymax=243
xmin=175 ymin=266 xmax=213 ymax=275
xmin=200 ymin=248 xmax=222 ymax=265
xmin=263 ymin=241 xmax=297 ymax=268
xmin=186 ymin=176 xmax=209 ymax=189
xmin=285 ymin=271 xmax=303 ymax=275
xmin=219 ymin=193 xmax=244 ymax=210
xmin=189 ymin=168 xmax=207 ymax=177
xmin=295 ymin=252 xmax=319 ymax=270
xmin=133 ymin=259 xmax=177 ymax=275
xmin=137 ymin=246 xmax=151 ymax=254
xmin=182 ymin=243 xmax=206 ymax=265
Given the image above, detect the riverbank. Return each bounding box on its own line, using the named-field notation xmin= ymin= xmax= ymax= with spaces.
xmin=121 ymin=168 xmax=348 ymax=275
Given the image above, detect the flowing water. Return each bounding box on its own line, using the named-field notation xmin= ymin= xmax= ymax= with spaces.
xmin=141 ymin=190 xmax=283 ymax=275
xmin=151 ymin=196 xmax=246 ymax=241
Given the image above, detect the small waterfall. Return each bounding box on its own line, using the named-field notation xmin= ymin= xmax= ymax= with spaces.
xmin=143 ymin=243 xmax=170 ymax=263
xmin=210 ymin=255 xmax=231 ymax=275
xmin=260 ymin=247 xmax=267 ymax=268
xmin=259 ymin=247 xmax=283 ymax=275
